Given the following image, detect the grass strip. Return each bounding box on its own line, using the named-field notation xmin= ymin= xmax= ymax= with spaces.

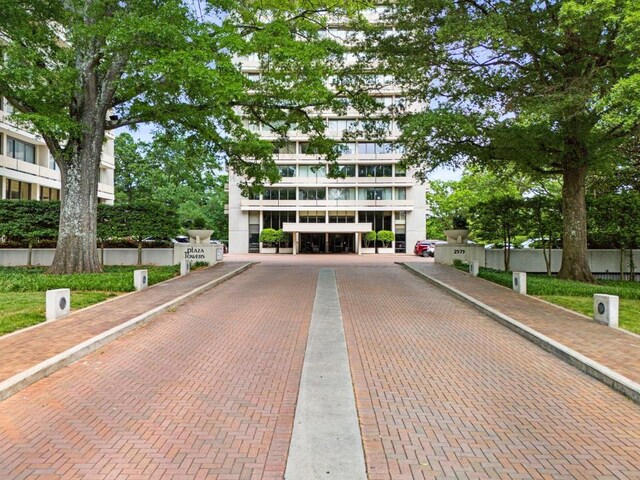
xmin=0 ymin=265 xmax=179 ymax=336
xmin=538 ymin=295 xmax=640 ymax=335
xmin=461 ymin=266 xmax=640 ymax=334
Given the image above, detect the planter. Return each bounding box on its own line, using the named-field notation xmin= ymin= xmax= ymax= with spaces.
xmin=444 ymin=229 xmax=470 ymax=244
xmin=186 ymin=229 xmax=213 ymax=244
xmin=377 ymin=247 xmax=394 ymax=254
xmin=279 ymin=248 xmax=293 ymax=254
xmin=260 ymin=247 xmax=277 ymax=254
xmin=360 ymin=247 xmax=376 ymax=254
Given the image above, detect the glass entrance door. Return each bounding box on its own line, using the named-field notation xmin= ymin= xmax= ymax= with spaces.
xmin=328 ymin=233 xmax=354 ymax=253
xmin=300 ymin=233 xmax=326 ymax=253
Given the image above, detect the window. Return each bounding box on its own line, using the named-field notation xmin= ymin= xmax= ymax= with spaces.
xmin=263 ymin=211 xmax=296 ymax=230
xmin=41 ymin=187 xmax=59 ymax=201
xmin=274 ymin=142 xmax=296 ymax=154
xmin=299 ymin=211 xmax=326 ymax=223
xmin=338 ymin=143 xmax=356 ymax=155
xmin=8 ymin=179 xmax=31 ymax=200
xmin=358 ymin=188 xmax=392 ymax=200
xmin=394 ymin=164 xmax=406 ymax=177
xmin=358 ymin=165 xmax=392 ymax=177
xmin=7 ymin=137 xmax=36 ymax=164
xmin=48 ymin=153 xmax=57 ymax=171
xmin=263 ymin=188 xmax=296 ymax=200
xmin=298 ymin=165 xmax=326 ymax=178
xmin=337 ymin=165 xmax=355 ymax=177
xmin=329 ymin=211 xmax=355 ymax=223
xmin=357 ymin=143 xmax=393 ymax=155
xmin=327 ymin=119 xmax=356 ymax=134
xmin=328 ymin=188 xmax=355 ymax=200
xmin=278 ymin=165 xmax=296 ymax=177
xmin=395 ymin=187 xmax=406 ymax=200
xmin=299 ymin=188 xmax=326 ymax=200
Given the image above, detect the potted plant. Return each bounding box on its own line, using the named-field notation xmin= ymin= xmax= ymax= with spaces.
xmin=186 ymin=217 xmax=213 ymax=244
xmin=259 ymin=228 xmax=279 ymax=253
xmin=444 ymin=214 xmax=470 ymax=244
xmin=278 ymin=229 xmax=293 ymax=254
xmin=377 ymin=230 xmax=395 ymax=254
xmin=361 ymin=231 xmax=377 ymax=254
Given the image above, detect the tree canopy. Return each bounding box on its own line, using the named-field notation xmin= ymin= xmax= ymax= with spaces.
xmin=370 ymin=0 xmax=640 ymax=282
xmin=0 ymin=0 xmax=373 ymax=273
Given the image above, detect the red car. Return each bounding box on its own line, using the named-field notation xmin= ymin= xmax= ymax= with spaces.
xmin=414 ymin=239 xmax=443 ymax=257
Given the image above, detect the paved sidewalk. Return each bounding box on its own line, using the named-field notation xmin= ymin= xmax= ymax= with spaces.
xmin=404 ymin=262 xmax=640 ymax=395
xmin=0 ymin=262 xmax=250 ymax=388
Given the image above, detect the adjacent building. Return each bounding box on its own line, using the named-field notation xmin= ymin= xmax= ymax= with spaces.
xmin=228 ymin=11 xmax=427 ymax=254
xmin=0 ymin=97 xmax=115 ymax=204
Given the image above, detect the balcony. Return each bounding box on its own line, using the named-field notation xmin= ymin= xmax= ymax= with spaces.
xmin=240 ymin=198 xmax=413 ymax=211
xmin=0 ymin=154 xmax=61 ymax=182
xmin=274 ymin=176 xmax=414 ymax=187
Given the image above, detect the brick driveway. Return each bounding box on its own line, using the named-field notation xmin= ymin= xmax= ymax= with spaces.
xmin=0 ymin=264 xmax=317 ymax=480
xmin=338 ymin=265 xmax=640 ymax=479
xmin=1 ymin=261 xmax=640 ymax=479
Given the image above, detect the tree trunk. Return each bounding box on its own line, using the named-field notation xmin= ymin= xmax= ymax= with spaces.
xmin=27 ymin=240 xmax=33 ymax=268
xmin=544 ymin=241 xmax=551 ymax=276
xmin=137 ymin=242 xmax=143 ymax=266
xmin=557 ymin=162 xmax=595 ymax=282
xmin=620 ymin=247 xmax=625 ymax=281
xmin=48 ymin=143 xmax=103 ymax=274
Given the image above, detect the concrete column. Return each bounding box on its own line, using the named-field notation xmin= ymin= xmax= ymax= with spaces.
xmin=512 ymin=272 xmax=527 ymax=295
xmin=134 ymin=269 xmax=149 ymax=291
xmin=46 ymin=288 xmax=70 ymax=321
xmin=325 ymin=232 xmax=329 ymax=253
xmin=293 ymin=232 xmax=297 ymax=255
xmin=180 ymin=260 xmax=191 ymax=276
xmin=469 ymin=260 xmax=479 ymax=276
xmin=355 ymin=232 xmax=360 ymax=255
xmin=594 ymin=294 xmax=619 ymax=328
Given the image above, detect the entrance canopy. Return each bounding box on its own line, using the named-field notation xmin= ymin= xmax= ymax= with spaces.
xmin=282 ymin=222 xmax=373 ymax=234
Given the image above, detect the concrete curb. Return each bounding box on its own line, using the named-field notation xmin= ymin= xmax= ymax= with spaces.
xmin=399 ymin=262 xmax=640 ymax=405
xmin=0 ymin=262 xmax=256 ymax=403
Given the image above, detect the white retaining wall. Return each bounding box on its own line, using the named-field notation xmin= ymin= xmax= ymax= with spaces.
xmin=484 ymin=249 xmax=640 ymax=274
xmin=0 ymin=248 xmax=175 ymax=266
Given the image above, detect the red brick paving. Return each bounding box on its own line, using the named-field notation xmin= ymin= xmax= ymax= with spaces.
xmin=0 ymin=264 xmax=317 ymax=479
xmin=0 ymin=262 xmax=247 ymax=383
xmin=338 ymin=265 xmax=640 ymax=479
xmin=2 ymin=259 xmax=640 ymax=479
xmin=406 ymin=262 xmax=640 ymax=385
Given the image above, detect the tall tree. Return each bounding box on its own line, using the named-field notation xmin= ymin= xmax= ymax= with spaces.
xmin=0 ymin=0 xmax=370 ymax=273
xmin=371 ymin=0 xmax=640 ymax=282
xmin=114 ymin=133 xmax=228 ymax=238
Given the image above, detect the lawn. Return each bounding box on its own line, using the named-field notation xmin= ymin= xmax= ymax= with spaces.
xmin=0 ymin=265 xmax=178 ymax=336
xmin=473 ymin=268 xmax=640 ymax=335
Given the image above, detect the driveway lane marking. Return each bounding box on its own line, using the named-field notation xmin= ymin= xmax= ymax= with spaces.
xmin=285 ymin=268 xmax=367 ymax=480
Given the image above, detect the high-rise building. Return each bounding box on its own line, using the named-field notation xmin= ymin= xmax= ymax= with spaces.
xmin=0 ymin=97 xmax=115 ymax=203
xmin=228 ymin=10 xmax=427 ymax=254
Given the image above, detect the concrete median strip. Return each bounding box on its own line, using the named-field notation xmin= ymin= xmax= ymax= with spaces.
xmin=0 ymin=262 xmax=256 ymax=402
xmin=285 ymin=268 xmax=366 ymax=480
xmin=400 ymin=262 xmax=640 ymax=405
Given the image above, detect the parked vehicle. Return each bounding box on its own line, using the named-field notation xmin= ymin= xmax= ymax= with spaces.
xmin=210 ymin=239 xmax=229 ymax=253
xmin=414 ymin=239 xmax=443 ymax=257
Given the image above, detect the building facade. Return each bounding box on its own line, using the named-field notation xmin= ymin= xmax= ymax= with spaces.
xmin=228 ymin=11 xmax=427 ymax=254
xmin=0 ymin=97 xmax=115 ymax=204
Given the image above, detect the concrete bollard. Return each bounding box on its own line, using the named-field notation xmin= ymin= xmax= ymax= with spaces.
xmin=134 ymin=269 xmax=148 ymax=291
xmin=469 ymin=260 xmax=479 ymax=276
xmin=594 ymin=294 xmax=619 ymax=328
xmin=180 ymin=259 xmax=191 ymax=276
xmin=512 ymin=272 xmax=527 ymax=295
xmin=46 ymin=288 xmax=71 ymax=321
